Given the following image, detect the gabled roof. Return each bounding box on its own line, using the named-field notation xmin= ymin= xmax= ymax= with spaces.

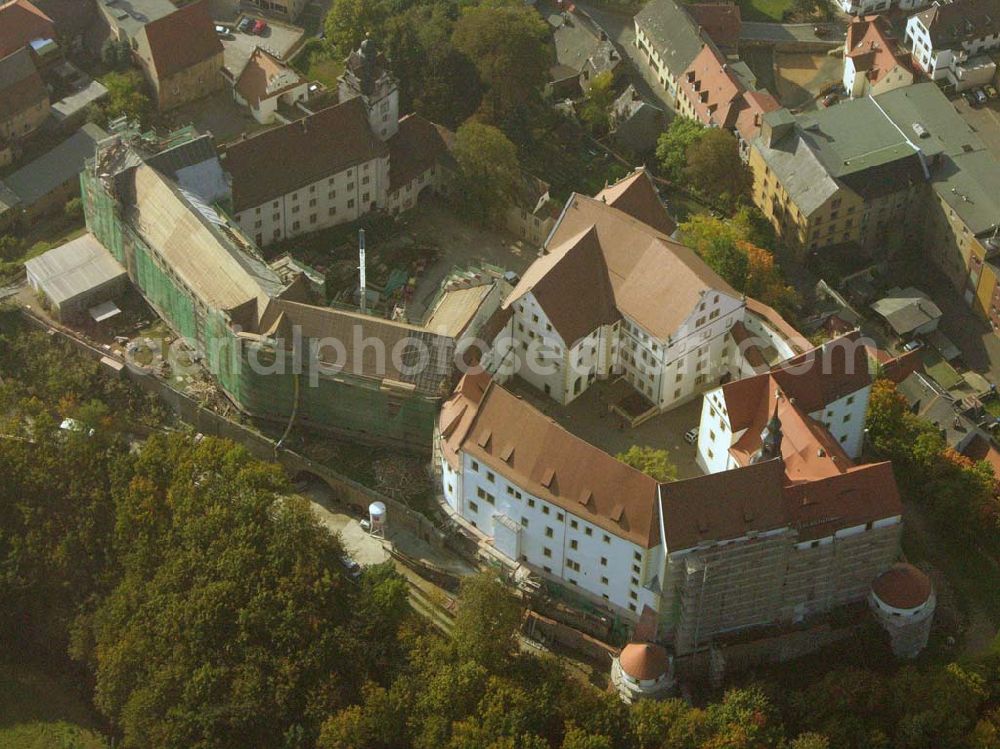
xmin=734 ymin=89 xmax=780 ymax=145
xmin=635 ymin=0 xmax=710 ymax=79
xmin=594 ymin=168 xmax=676 ymax=236
xmin=679 ymin=44 xmax=743 ymax=130
xmin=0 ymin=0 xmax=55 ymax=59
xmin=6 ymin=123 xmax=106 ymax=205
xmin=139 ymin=1 xmax=222 ymax=80
xmin=536 ymin=193 xmax=736 ymax=340
xmin=685 ymin=2 xmax=742 ymax=50
xmin=235 ymin=46 xmax=303 ymax=108
xmin=845 ymin=15 xmax=911 ymax=87
xmin=224 ymin=97 xmax=389 ymax=212
xmin=505 ymin=224 xmax=620 ymax=345
xmin=0 ymin=46 xmax=46 ymax=122
xmin=388 ymin=113 xmax=453 ymax=191
xmin=659 ymin=459 xmax=788 ymax=549
xmin=456 ymin=379 xmax=662 ymax=547
xmin=913 ymin=0 xmax=1000 ymax=49
xmin=770 ymin=330 xmax=872 ymax=413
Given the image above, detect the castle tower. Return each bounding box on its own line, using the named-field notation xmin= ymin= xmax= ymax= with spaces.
xmin=338 ymin=36 xmax=399 ymax=140
xmin=869 ymin=563 xmax=935 ymax=658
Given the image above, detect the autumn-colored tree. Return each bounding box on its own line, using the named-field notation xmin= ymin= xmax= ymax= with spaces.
xmin=616 ymin=445 xmax=678 ymax=482
xmin=682 ymin=128 xmax=752 ymax=208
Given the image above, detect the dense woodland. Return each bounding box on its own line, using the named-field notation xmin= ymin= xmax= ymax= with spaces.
xmin=4 ymin=315 xmax=1000 ymax=749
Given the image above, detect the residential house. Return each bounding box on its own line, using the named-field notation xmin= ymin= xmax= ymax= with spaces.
xmin=685 ymin=2 xmax=742 ymax=53
xmin=0 ymin=0 xmax=55 ymax=58
xmin=4 ymin=122 xmax=107 ymax=221
xmin=437 ymin=334 xmax=902 ymax=650
xmin=634 ymin=0 xmax=709 ymax=105
xmin=843 ymin=15 xmax=914 ymax=98
xmin=506 ymin=175 xmax=560 ymax=246
xmin=747 ymin=92 xmax=929 ymax=256
xmin=224 ymin=39 xmax=452 ymax=248
xmin=734 ymin=89 xmax=780 ymax=157
xmin=98 ymin=0 xmax=177 ymax=42
xmin=479 ymin=170 xmax=800 ymax=413
xmin=544 ymin=2 xmax=621 ymax=98
xmin=905 ymin=0 xmax=1000 ymax=90
xmin=231 ymin=46 xmax=308 ymax=124
xmin=0 ymin=47 xmax=50 ymax=158
xmin=610 ymin=85 xmax=668 ymax=156
xmin=133 ymin=1 xmax=224 ymax=111
xmin=676 ymin=44 xmax=743 ymax=129
xmin=870 ymin=286 xmax=943 ymax=338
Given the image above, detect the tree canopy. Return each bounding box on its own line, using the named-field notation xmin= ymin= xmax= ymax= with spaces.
xmin=616 ymin=446 xmax=678 ymax=482
xmin=453 ymin=121 xmax=520 ymax=226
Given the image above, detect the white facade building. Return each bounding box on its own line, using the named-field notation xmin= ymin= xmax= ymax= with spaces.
xmin=905 ymin=0 xmax=1000 ymax=88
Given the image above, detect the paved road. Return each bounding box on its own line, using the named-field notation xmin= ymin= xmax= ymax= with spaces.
xmin=573 ymin=0 xmax=676 ymax=113
xmin=740 ymin=21 xmax=845 ymax=46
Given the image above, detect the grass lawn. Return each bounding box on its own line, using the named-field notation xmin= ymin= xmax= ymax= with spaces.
xmin=921 ymin=348 xmax=963 ymax=391
xmin=736 ymin=0 xmax=794 ymax=21
xmin=292 ymin=40 xmax=345 ymax=90
xmin=0 ymin=661 xmax=107 ymax=749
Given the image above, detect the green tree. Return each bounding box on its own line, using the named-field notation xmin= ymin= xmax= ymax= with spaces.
xmin=683 ymin=128 xmax=752 ymax=208
xmin=101 ymin=38 xmax=132 ymax=70
xmin=75 ymin=435 xmax=355 ymax=749
xmin=452 ymin=0 xmax=550 ymax=126
xmin=451 ymin=572 xmax=521 ymax=670
xmin=64 ymin=197 xmax=83 ymax=221
xmin=453 ymin=121 xmax=520 ymax=226
xmin=324 ymin=0 xmax=385 ymax=56
xmin=578 ymin=71 xmax=616 ymax=135
xmin=94 ymin=70 xmax=152 ymax=128
xmin=656 ymin=117 xmax=704 ymax=182
xmin=616 ymin=445 xmax=678 ymax=482
xmin=790 ymin=733 xmax=831 ymax=749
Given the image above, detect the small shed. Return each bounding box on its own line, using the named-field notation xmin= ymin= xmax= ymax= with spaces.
xmin=25 ymin=233 xmax=128 ymax=321
xmin=870 ymin=287 xmax=942 ymax=338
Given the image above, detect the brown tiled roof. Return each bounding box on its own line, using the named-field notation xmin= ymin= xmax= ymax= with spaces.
xmin=770 ymin=330 xmax=871 ymax=413
xmin=456 ymin=380 xmax=661 ymax=547
xmin=685 ymin=2 xmax=742 ymax=50
xmin=870 ymin=562 xmax=931 ymax=609
xmin=530 ymin=193 xmax=736 ymax=341
xmin=140 ymin=1 xmax=222 ymax=80
xmin=961 ymin=433 xmax=1000 ymax=479
xmin=735 ymin=89 xmax=781 ymax=145
xmin=661 ymin=459 xmax=788 ymax=549
xmin=476 ymin=305 xmax=513 ymax=346
xmin=440 ymin=368 xmax=492 ymax=470
xmin=845 ymin=15 xmax=911 ymax=87
xmin=678 ymin=44 xmax=742 ymax=129
xmin=388 ymin=113 xmax=453 ymax=192
xmin=594 ymin=168 xmax=676 ymax=236
xmin=505 ymin=224 xmax=620 ymax=346
xmin=0 ymin=47 xmax=46 ymax=123
xmin=745 ymin=297 xmax=806 ymax=353
xmin=619 ymin=642 xmax=669 ymax=680
xmin=729 ymin=320 xmax=766 ymax=368
xmin=235 ymin=46 xmax=303 ymax=108
xmin=0 ymin=0 xmax=54 ymax=58
xmin=784 ymin=461 xmax=902 ymax=541
xmin=224 ymin=97 xmax=389 ymax=212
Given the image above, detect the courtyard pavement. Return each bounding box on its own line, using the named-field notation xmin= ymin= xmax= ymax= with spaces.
xmin=505 ymin=376 xmax=705 ymax=480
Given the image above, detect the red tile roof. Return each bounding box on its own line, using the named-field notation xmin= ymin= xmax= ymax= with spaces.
xmin=0 ymin=0 xmax=54 ymax=58
xmin=594 ymin=168 xmax=676 ymax=236
xmin=685 ymin=2 xmax=742 ymax=50
xmin=0 ymin=47 xmax=46 ymax=123
xmin=735 ymin=89 xmax=781 ymax=145
xmin=770 ymin=330 xmax=871 ymax=414
xmin=224 ymin=97 xmax=389 ymax=212
xmin=388 ymin=114 xmax=453 ymax=192
xmin=678 ymin=44 xmax=742 ymax=129
xmin=140 ymin=1 xmax=222 ymax=80
xmin=871 ymin=562 xmax=932 ymax=609
xmin=845 ymin=15 xmax=912 ymax=88
xmin=235 ymin=46 xmax=303 ymax=108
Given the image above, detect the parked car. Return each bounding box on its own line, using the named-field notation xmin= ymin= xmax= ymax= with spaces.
xmin=986 ymin=84 xmax=999 ymax=100
xmin=252 ymin=19 xmax=267 ymax=34
xmin=340 ymin=555 xmax=362 ymax=582
xmin=902 ymin=339 xmax=923 ymax=353
xmin=237 ymin=17 xmax=253 ymax=33
xmin=821 ymin=93 xmax=839 ymax=108
xmin=963 ymin=90 xmax=978 ymax=106
xmin=975 ymin=88 xmax=988 ymax=106
xmin=214 ymin=24 xmax=233 ymax=39
xmin=359 ymin=519 xmax=371 ymax=532
xmin=684 ymin=426 xmax=699 ymax=445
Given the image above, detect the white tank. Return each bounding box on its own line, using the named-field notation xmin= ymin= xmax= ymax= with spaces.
xmin=368 ymin=501 xmax=387 ymax=536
